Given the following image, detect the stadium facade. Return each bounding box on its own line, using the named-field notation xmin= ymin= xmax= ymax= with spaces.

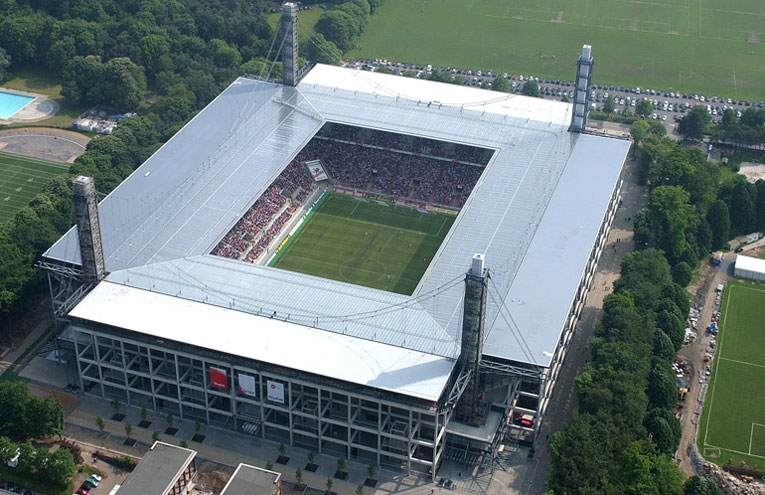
xmin=42 ymin=51 xmax=629 ymax=475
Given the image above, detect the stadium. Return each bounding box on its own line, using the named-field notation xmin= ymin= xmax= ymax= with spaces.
xmin=41 ymin=6 xmax=629 ymax=479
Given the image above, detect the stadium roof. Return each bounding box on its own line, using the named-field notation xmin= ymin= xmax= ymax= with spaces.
xmin=49 ymin=64 xmax=629 ymax=399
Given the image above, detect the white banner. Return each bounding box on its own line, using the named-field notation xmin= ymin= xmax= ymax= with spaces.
xmin=238 ymin=373 xmax=257 ymax=397
xmin=267 ymin=380 xmax=285 ymax=404
xmin=305 ymin=160 xmax=328 ymax=181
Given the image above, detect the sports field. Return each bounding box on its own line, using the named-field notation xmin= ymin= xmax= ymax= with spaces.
xmin=352 ymin=0 xmax=765 ymax=99
xmin=0 ymin=151 xmax=68 ymax=224
xmin=699 ymin=279 xmax=765 ymax=467
xmin=272 ymin=193 xmax=454 ymax=294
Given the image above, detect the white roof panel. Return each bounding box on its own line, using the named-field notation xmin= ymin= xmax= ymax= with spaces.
xmin=70 ymin=281 xmax=455 ymax=402
xmin=50 ymin=64 xmax=629 ymax=380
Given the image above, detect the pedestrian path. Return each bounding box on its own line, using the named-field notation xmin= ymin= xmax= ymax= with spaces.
xmin=65 ymin=396 xmax=436 ymax=495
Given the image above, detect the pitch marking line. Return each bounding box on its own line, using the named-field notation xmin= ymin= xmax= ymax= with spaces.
xmin=719 ymin=357 xmax=765 ymax=369
xmin=751 ymin=423 xmax=765 ymax=456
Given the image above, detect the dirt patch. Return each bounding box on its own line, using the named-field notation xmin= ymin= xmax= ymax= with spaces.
xmin=195 ymin=462 xmax=234 ymax=494
xmin=630 ymin=22 xmax=639 ymax=31
xmin=739 ymin=161 xmax=765 ymax=183
xmin=0 ymin=127 xmax=89 ymax=163
xmin=747 ymin=32 xmax=759 ymax=44
xmin=552 ymin=11 xmax=564 ymax=23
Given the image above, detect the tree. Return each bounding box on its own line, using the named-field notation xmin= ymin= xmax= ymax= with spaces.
xmin=152 ymin=431 xmax=161 ymax=442
xmin=140 ymin=407 xmax=148 ymax=424
xmin=166 ymin=413 xmax=174 ymax=428
xmin=112 ymin=399 xmax=123 ymax=416
xmin=124 ymin=422 xmax=133 ymax=440
xmin=308 ymin=450 xmax=316 ymax=466
xmin=645 ymin=408 xmax=681 ymax=455
xmin=96 ymin=416 xmax=105 ymax=434
xmin=636 ymin=99 xmax=653 ymax=117
xmin=670 ymin=261 xmax=692 ymax=287
xmin=367 ymin=464 xmax=376 ymax=478
xmin=620 ymin=440 xmax=683 ymax=495
xmin=296 ymin=467 xmax=303 ymax=484
xmin=756 ymin=179 xmax=765 ymax=231
xmin=101 ymin=57 xmax=146 ymax=111
xmin=0 ymin=381 xmax=63 ymax=441
xmin=266 ymin=460 xmax=274 ymax=470
xmin=336 ymin=457 xmax=346 ymax=473
xmin=633 ymin=210 xmax=651 ymax=249
xmin=0 ymin=47 xmax=11 ymax=83
xmin=315 ymin=10 xmax=354 ymax=52
xmin=729 ymin=180 xmax=757 ymax=235
xmin=521 ymin=80 xmax=540 ymax=97
xmin=648 ymin=186 xmax=697 ymax=266
xmin=491 ymin=76 xmax=511 ymax=93
xmin=653 ymin=331 xmax=676 ymax=364
xmin=706 ymin=200 xmax=730 ymax=250
xmin=279 ymin=441 xmax=286 ymax=457
xmin=304 ymin=33 xmax=343 ymax=65
xmin=326 ymin=477 xmax=334 ymax=494
xmin=25 ymin=394 xmax=63 ymax=439
xmin=603 ymin=95 xmax=615 ymax=114
xmin=179 ymin=439 xmax=188 ymax=448
xmin=0 ymin=436 xmax=15 ymax=463
xmin=721 ymin=108 xmax=737 ymax=129
xmin=548 ymin=413 xmax=620 ymax=494
xmin=684 ymin=476 xmax=721 ymax=495
xmin=678 ymin=106 xmax=711 ymax=140
xmin=356 ymin=484 xmax=365 ymax=495
xmin=656 ymin=308 xmax=685 ymax=352
xmin=39 ymin=447 xmax=76 ymax=485
xmin=61 ymin=55 xmax=105 ymax=105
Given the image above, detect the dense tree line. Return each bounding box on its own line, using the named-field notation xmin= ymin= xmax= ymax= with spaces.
xmin=0 ymin=116 xmax=162 ymax=340
xmin=314 ymin=0 xmax=377 ymax=55
xmin=0 ymin=0 xmax=274 ymax=115
xmin=549 ymin=249 xmax=688 ymax=494
xmin=635 ymin=134 xmax=765 ymax=259
xmin=677 ymin=104 xmax=765 ymax=146
xmin=0 ymin=381 xmax=63 ymax=441
xmin=713 ymin=106 xmax=765 ymax=146
xmin=0 ymin=436 xmax=76 ymax=487
xmin=546 ymin=127 xmax=757 ymax=494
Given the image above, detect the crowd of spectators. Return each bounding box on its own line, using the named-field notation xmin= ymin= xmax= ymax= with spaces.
xmin=316 ymin=122 xmax=493 ymax=165
xmin=211 ymin=160 xmax=315 ymax=261
xmin=213 ymin=124 xmax=489 ymax=263
xmin=305 ymin=132 xmax=484 ymax=207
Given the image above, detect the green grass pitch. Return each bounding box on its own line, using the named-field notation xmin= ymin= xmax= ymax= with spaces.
xmin=350 ymin=0 xmax=765 ymax=99
xmin=272 ymin=193 xmax=455 ymax=294
xmin=0 ymin=151 xmax=68 ymax=224
xmin=699 ymin=279 xmax=765 ymax=467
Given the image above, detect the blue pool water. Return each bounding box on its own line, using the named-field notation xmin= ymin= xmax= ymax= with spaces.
xmin=0 ymin=91 xmax=34 ymax=119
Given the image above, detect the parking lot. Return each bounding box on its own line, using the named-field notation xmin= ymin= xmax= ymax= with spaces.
xmin=347 ymin=58 xmax=764 ymax=126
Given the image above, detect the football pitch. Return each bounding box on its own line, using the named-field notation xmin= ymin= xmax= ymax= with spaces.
xmin=272 ymin=193 xmax=455 ymax=294
xmin=699 ymin=279 xmax=765 ymax=467
xmin=0 ymin=151 xmax=68 ymax=224
xmin=353 ymin=0 xmax=765 ymax=99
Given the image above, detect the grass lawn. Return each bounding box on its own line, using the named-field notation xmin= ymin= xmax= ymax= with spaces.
xmin=272 ymin=193 xmax=454 ymax=294
xmin=351 ymin=0 xmax=765 ymax=100
xmin=267 ymin=7 xmax=326 ymax=44
xmin=3 ymin=66 xmax=88 ymax=128
xmin=0 ymin=151 xmax=69 ymax=224
xmin=698 ymin=279 xmax=765 ymax=467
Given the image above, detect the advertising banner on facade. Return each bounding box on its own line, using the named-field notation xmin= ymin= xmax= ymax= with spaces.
xmin=267 ymin=380 xmax=285 ymax=404
xmin=209 ymin=367 xmax=228 ymax=390
xmin=238 ymin=373 xmax=257 ymax=397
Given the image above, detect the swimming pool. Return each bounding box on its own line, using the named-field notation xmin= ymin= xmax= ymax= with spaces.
xmin=0 ymin=90 xmax=35 ymax=119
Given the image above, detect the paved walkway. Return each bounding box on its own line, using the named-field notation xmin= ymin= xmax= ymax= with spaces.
xmin=63 ymin=396 xmax=434 ymax=495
